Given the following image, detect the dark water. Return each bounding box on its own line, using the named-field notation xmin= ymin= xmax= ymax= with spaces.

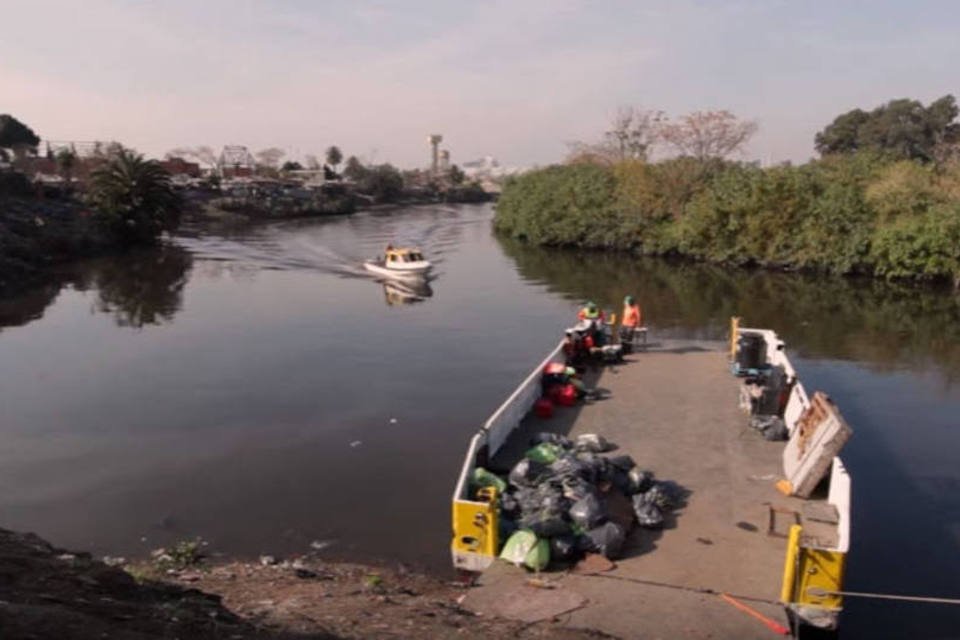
xmin=1 ymin=203 xmax=958 ymax=637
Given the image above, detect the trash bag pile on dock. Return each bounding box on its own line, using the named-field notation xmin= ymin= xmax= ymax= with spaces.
xmin=471 ymin=432 xmax=684 ymax=571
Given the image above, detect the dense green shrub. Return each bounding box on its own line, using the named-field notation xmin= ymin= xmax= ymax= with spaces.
xmin=494 ymin=163 xmax=622 ymax=247
xmin=870 ymin=204 xmax=960 ymax=282
xmin=496 ymin=152 xmax=960 ymax=284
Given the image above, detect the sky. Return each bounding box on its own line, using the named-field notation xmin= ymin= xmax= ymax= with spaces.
xmin=2 ymin=0 xmax=959 ymax=168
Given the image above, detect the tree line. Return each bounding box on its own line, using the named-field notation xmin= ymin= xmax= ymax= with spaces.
xmin=495 ymin=96 xmax=960 ymax=286
xmin=2 ymin=114 xmax=181 ymax=246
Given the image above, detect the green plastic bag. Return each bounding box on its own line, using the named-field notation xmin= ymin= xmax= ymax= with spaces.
xmin=523 ymin=537 xmax=550 ymax=571
xmin=500 ymin=529 xmax=537 ymax=566
xmin=499 ymin=529 xmax=550 ymax=571
xmin=525 ymin=442 xmax=563 ymax=465
xmin=471 ymin=467 xmax=507 ymax=494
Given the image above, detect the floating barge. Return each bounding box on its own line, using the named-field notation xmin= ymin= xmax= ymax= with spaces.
xmin=451 ymin=319 xmax=851 ymax=638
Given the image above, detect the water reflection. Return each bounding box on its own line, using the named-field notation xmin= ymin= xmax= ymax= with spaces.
xmin=0 ymin=282 xmax=61 ymax=331
xmin=0 ymin=243 xmax=193 ymax=330
xmin=76 ymin=244 xmax=193 ymax=328
xmin=498 ymin=238 xmax=960 ymax=380
xmin=382 ymin=278 xmax=434 ymax=306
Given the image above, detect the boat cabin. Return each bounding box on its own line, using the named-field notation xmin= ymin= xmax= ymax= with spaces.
xmin=385 ymin=248 xmax=426 ymax=264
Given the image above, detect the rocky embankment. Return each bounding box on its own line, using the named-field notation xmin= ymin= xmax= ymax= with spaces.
xmin=0 ymin=528 xmax=611 ymax=640
xmin=0 ymin=196 xmax=113 ymax=296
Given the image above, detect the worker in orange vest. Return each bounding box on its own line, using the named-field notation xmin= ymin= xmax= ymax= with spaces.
xmin=621 ymin=295 xmax=642 ymax=329
xmin=620 ymin=295 xmax=642 ymax=351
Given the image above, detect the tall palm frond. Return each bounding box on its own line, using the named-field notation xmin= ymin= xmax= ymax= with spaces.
xmin=88 ymin=148 xmax=181 ymax=243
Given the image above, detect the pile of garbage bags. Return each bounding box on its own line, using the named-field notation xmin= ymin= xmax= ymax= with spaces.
xmin=471 ymin=432 xmax=684 ymax=571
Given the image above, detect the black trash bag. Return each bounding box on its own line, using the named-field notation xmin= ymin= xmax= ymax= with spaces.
xmin=568 ymin=493 xmax=606 ymax=529
xmin=573 ymin=433 xmax=615 ymax=453
xmin=531 ymin=432 xmax=574 ymax=449
xmin=509 ymin=458 xmax=552 ymax=488
xmin=608 ymin=455 xmax=636 ymax=472
xmin=762 ymin=421 xmax=789 ymax=441
xmin=560 ymin=476 xmax=596 ymax=503
xmin=549 ymin=535 xmax=579 ymax=562
xmin=513 ymin=487 xmax=542 ymax=516
xmin=627 ymin=468 xmax=655 ymax=494
xmin=645 ymin=481 xmax=683 ymax=511
xmin=751 ymin=415 xmax=788 ymax=441
xmin=580 ymin=522 xmax=626 ymax=560
xmin=499 ymin=516 xmax=519 ymax=540
xmin=538 ymin=488 xmax=571 ymax=515
xmin=519 ymin=510 xmax=572 ymax=538
xmin=610 ymin=468 xmax=633 ymax=496
xmin=499 ymin=492 xmax=520 ymax=518
xmin=550 ymin=455 xmax=590 ymax=479
xmin=632 ymin=494 xmax=665 ymax=529
xmin=575 ymin=452 xmax=611 ymax=483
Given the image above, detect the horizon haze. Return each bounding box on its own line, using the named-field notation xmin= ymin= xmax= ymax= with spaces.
xmin=3 ymin=0 xmax=959 ymax=168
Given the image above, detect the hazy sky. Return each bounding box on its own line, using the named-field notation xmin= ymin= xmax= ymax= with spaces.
xmin=3 ymin=1 xmax=958 ymax=168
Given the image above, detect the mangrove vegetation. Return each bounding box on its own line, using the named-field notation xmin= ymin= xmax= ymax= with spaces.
xmin=495 ymin=97 xmax=960 ymax=285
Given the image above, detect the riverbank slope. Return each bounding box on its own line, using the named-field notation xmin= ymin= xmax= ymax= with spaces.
xmin=0 ymin=527 xmax=609 ymax=640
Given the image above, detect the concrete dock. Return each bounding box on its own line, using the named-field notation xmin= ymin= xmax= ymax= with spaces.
xmin=463 ymin=343 xmax=810 ymax=639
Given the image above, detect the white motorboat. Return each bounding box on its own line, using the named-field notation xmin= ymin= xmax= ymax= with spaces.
xmin=363 ymin=247 xmax=432 ymax=279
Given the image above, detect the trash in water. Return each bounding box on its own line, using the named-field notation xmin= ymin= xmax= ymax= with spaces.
xmin=389 ymin=418 xmax=398 ymax=424
xmin=310 ymin=540 xmax=335 ymax=551
xmin=349 ymin=440 xmax=362 ymax=448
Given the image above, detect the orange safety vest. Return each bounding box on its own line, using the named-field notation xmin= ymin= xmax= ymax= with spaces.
xmin=622 ymin=304 xmax=641 ymax=328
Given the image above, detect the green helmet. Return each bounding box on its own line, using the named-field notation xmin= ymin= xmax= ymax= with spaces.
xmin=625 ymin=295 xmax=634 ymax=305
xmin=586 ymin=301 xmax=597 ymax=312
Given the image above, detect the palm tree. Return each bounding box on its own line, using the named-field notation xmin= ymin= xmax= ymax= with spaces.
xmin=55 ymin=147 xmax=77 ymax=193
xmin=87 ymin=147 xmax=181 ymax=244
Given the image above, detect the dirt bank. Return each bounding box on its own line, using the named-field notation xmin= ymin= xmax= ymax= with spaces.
xmin=0 ymin=528 xmax=611 ymax=640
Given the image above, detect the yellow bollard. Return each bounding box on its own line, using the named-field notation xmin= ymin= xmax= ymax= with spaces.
xmin=729 ymin=316 xmax=741 ymax=362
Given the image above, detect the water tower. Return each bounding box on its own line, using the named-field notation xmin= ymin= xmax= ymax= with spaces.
xmin=427 ymin=134 xmax=443 ymax=174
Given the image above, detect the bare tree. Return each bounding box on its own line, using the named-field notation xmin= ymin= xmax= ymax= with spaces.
xmin=255 ymin=147 xmax=286 ymax=169
xmin=658 ymin=110 xmax=758 ymax=160
xmin=604 ymin=107 xmax=665 ymax=161
xmin=566 ymin=107 xmax=665 ymax=164
xmin=165 ymin=146 xmax=217 ymax=168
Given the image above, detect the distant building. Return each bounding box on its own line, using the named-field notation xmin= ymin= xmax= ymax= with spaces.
xmin=159 ymin=157 xmax=201 ymax=178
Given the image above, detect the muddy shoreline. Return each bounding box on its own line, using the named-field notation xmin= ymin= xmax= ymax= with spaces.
xmin=0 ymin=527 xmax=608 ymax=639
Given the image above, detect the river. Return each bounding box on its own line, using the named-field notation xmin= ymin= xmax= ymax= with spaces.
xmin=1 ymin=203 xmax=957 ymax=637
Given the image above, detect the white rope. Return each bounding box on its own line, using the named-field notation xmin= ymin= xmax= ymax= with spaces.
xmin=807 ymin=587 xmax=960 ymax=605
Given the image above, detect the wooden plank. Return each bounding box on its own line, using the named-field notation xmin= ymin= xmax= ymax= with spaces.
xmin=781 ymin=392 xmax=852 ymax=498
